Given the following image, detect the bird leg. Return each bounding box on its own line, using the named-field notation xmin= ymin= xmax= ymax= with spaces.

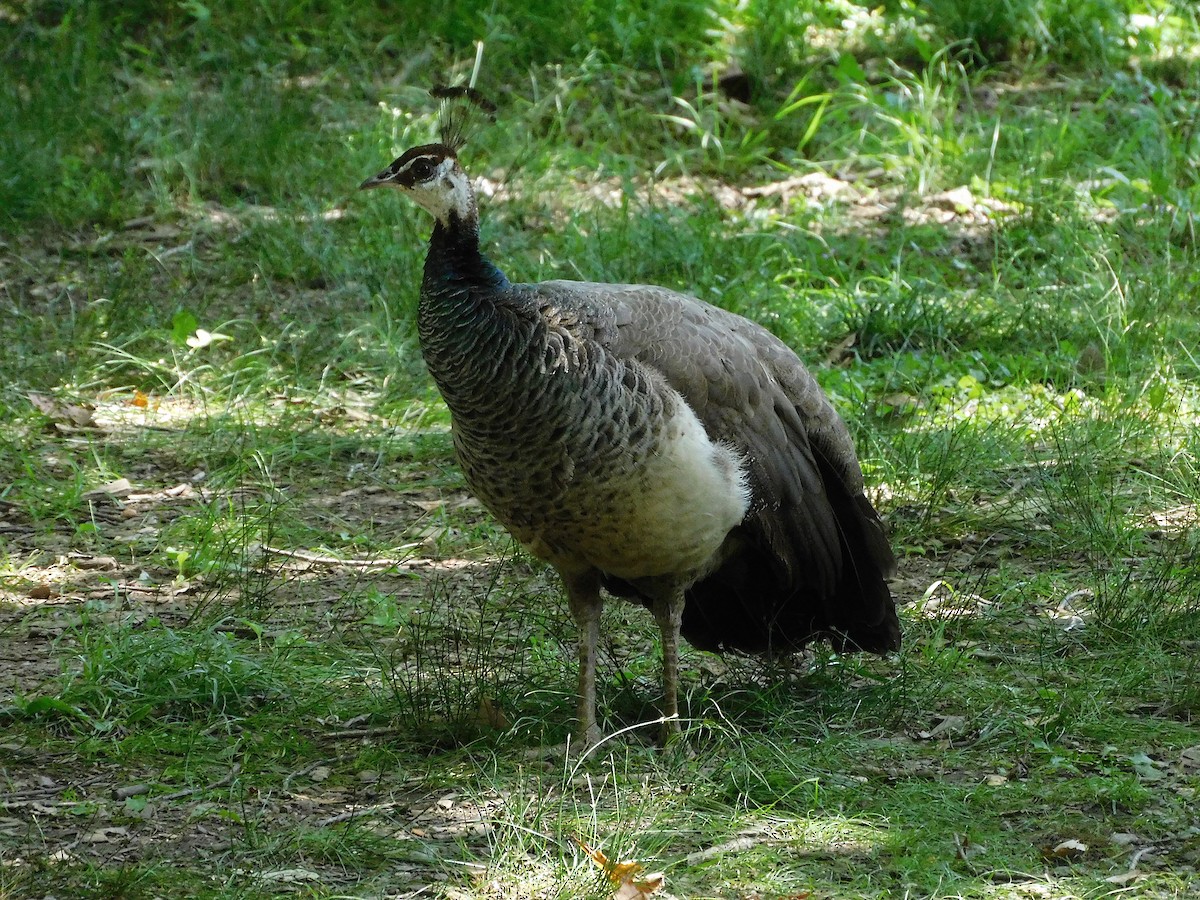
xmin=564 ymin=570 xmax=603 ymax=749
xmin=651 ymin=588 xmax=686 ymax=742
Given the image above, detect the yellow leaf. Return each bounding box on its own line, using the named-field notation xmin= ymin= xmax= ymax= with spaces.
xmin=573 ymin=836 xmax=664 ymax=899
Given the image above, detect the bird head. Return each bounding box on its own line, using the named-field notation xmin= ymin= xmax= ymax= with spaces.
xmin=359 ymin=143 xmax=475 ymax=229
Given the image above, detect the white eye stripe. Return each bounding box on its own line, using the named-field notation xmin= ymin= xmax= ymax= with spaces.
xmin=398 ymin=155 xmax=442 ymax=180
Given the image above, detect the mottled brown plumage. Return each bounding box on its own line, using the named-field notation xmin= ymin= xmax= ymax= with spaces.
xmin=361 ymin=142 xmax=899 ymax=746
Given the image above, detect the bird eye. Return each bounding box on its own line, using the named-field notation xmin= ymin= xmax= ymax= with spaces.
xmin=409 ymin=158 xmax=436 ymax=181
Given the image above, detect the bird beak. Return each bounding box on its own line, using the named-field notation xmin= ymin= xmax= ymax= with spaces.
xmin=358 ymin=169 xmax=393 ymax=191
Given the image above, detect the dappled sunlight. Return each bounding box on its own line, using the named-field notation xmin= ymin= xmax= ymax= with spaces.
xmin=3 ymin=0 xmax=1200 ymax=895
xmin=1141 ymin=503 xmax=1199 ymax=535
xmin=477 ymin=165 xmax=1020 ymax=248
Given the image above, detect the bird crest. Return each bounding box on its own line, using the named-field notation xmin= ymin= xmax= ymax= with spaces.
xmin=431 ymin=84 xmax=497 ymax=153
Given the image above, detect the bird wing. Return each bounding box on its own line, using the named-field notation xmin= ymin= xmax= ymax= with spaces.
xmin=525 ymin=280 xmax=896 ymax=626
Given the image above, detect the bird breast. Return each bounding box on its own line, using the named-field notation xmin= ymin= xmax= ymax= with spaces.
xmin=549 ymin=396 xmax=750 ymax=581
xmin=449 ymin=352 xmax=750 ymax=584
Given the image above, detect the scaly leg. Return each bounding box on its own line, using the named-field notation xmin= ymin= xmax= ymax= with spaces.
xmin=651 ymin=587 xmax=686 ymax=742
xmin=564 ymin=570 xmax=603 ymax=748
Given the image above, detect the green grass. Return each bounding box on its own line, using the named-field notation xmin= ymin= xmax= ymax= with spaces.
xmin=3 ymin=0 xmax=1200 ymax=897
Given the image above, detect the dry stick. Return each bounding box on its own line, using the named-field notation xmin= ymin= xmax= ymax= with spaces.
xmin=156 ymin=763 xmax=241 ymax=802
xmin=114 ymin=783 xmax=152 ymax=800
xmin=1 ymin=775 xmax=107 ymax=803
xmin=321 ymin=725 xmax=405 ymax=740
xmin=258 ymin=545 xmax=415 ymax=568
xmin=315 ymin=799 xmax=403 ymax=828
xmin=282 ymin=758 xmax=335 ymax=792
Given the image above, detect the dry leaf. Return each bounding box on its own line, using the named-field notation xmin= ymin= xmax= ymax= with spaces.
xmin=410 ymin=498 xmax=446 ymax=512
xmin=256 ymin=869 xmax=322 ymax=883
xmin=28 ymin=392 xmax=97 ymax=429
xmin=27 ymin=392 xmax=56 ymax=416
xmin=955 ymin=833 xmax=987 ymax=860
xmin=614 ymin=874 xmax=664 ymax=900
xmin=1043 ymin=838 xmax=1088 ymax=860
xmin=83 ymin=826 xmax=128 ymax=843
xmin=825 ymin=332 xmax=857 ymax=366
xmin=878 ymin=392 xmax=921 ymax=416
xmin=410 ymin=494 xmax=482 ymax=513
xmin=71 ymin=555 xmax=120 ymax=570
xmin=574 ymin=836 xmax=664 ymax=899
xmin=917 ymin=715 xmax=967 ymax=740
xmin=1105 ymin=871 xmax=1144 ymax=885
xmin=1180 ymin=745 xmax=1200 ymax=770
xmin=83 ymin=479 xmax=133 ymax=499
xmin=1129 ymin=752 xmax=1164 ymax=781
xmin=475 ymin=695 xmax=510 ymax=730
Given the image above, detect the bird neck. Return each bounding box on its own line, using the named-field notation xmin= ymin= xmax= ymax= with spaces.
xmin=423 ymin=212 xmax=509 ymax=294
xmin=418 ymin=213 xmax=531 ymax=427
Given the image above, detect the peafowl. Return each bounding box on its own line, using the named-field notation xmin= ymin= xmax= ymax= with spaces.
xmin=360 ymin=93 xmax=900 ymax=746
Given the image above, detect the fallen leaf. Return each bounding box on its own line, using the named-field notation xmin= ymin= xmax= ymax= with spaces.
xmin=931 ymin=185 xmax=976 ymax=214
xmin=71 ymin=555 xmax=120 ymax=570
xmin=1043 ymin=838 xmax=1088 ymax=860
xmin=917 ymin=715 xmax=967 ymax=740
xmin=1129 ymin=752 xmax=1164 ymax=781
xmin=574 ymin=836 xmax=664 ymax=899
xmin=1180 ymin=745 xmax=1200 ymax=770
xmin=83 ymin=479 xmax=133 ymax=499
xmin=409 ymin=494 xmax=482 ymax=512
xmin=825 ymin=332 xmax=857 ymax=366
xmin=476 ymin=695 xmax=510 ymax=730
xmin=615 ymin=874 xmax=664 ymax=900
xmin=27 ymin=392 xmax=56 ymax=416
xmin=1105 ymin=871 xmax=1144 ymax=885
xmin=83 ymin=826 xmax=128 ymax=843
xmin=955 ymin=833 xmax=987 ymax=860
xmin=410 ymin=498 xmax=446 ymax=512
xmin=878 ymin=392 xmax=920 ymax=416
xmin=63 ymin=405 xmax=95 ymax=427
xmin=28 ymin=392 xmax=97 ymax=429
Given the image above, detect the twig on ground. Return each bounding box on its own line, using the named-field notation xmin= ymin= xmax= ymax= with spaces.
xmin=316 ymin=799 xmax=403 ymax=827
xmin=156 ymin=763 xmax=242 ymax=802
xmin=259 ymin=545 xmax=414 ymax=568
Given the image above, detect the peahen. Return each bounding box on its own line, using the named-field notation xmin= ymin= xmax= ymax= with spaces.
xmin=360 ymin=94 xmax=900 ymax=746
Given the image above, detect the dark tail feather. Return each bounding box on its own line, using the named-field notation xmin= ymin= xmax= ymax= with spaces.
xmin=677 ymin=540 xmax=898 ymax=655
xmin=675 ymin=478 xmax=899 ymax=655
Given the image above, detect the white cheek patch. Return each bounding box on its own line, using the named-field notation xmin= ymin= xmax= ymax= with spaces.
xmin=409 ymin=158 xmax=473 ymax=226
